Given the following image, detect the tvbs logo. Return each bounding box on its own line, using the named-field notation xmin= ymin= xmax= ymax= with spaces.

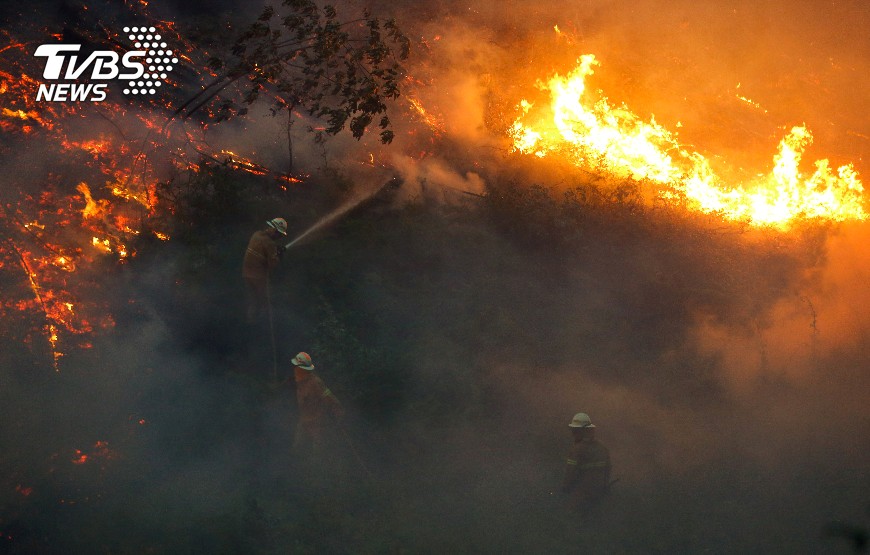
xmin=34 ymin=26 xmax=178 ymax=102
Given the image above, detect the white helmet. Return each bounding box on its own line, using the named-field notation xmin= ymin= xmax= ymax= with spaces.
xmin=267 ymin=217 xmax=288 ymax=235
xmin=569 ymin=412 xmax=595 ymax=428
xmin=291 ymin=351 xmax=314 ymax=371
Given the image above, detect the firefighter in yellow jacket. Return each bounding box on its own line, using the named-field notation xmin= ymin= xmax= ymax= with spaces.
xmin=291 ymin=352 xmax=344 ymax=456
xmin=242 ymin=217 xmax=287 ymax=323
xmin=562 ymin=412 xmax=611 ymax=513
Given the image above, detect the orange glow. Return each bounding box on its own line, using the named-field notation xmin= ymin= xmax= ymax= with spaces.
xmin=110 ymin=182 xmax=156 ymax=211
xmin=408 ymin=97 xmax=444 ymax=135
xmin=7 ymin=245 xmax=70 ymax=370
xmin=91 ymin=236 xmax=112 ymax=253
xmin=62 ymin=138 xmax=111 ymax=157
xmin=114 ymin=215 xmax=140 ymax=235
xmin=219 ymin=150 xmax=270 ymax=176
xmin=3 ymin=107 xmax=31 ymax=119
xmin=78 ymin=183 xmax=110 ymax=220
xmin=2 ymin=106 xmax=52 ymax=129
xmin=70 ymin=441 xmax=116 ymax=465
xmin=510 ymin=55 xmax=867 ymax=229
xmin=0 ymin=67 xmax=58 ymax=131
xmin=54 ymin=255 xmax=75 ymax=271
xmin=0 ymin=17 xmax=305 ymax=370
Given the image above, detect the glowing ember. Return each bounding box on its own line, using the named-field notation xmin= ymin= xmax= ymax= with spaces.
xmin=510 ymin=54 xmax=867 ymax=228
xmin=78 ymin=183 xmax=110 ymax=220
xmin=0 ymin=9 xmax=308 ymax=369
xmin=70 ymin=441 xmax=116 ymax=466
xmin=110 ymin=182 xmax=156 ymax=211
xmin=92 ymin=236 xmax=112 ymax=253
xmin=735 ymin=83 xmax=767 ymax=113
xmin=15 ymin=485 xmax=33 ymax=497
xmin=408 ymin=97 xmax=445 ymax=135
xmin=54 ymin=256 xmax=75 ymax=271
xmin=0 ymin=14 xmax=241 ymax=371
xmin=218 ymin=150 xmax=269 ymax=176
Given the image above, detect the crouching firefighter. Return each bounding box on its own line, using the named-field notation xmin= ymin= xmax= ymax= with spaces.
xmin=561 ymin=412 xmax=611 ymax=515
xmin=291 ymin=352 xmax=344 ymax=458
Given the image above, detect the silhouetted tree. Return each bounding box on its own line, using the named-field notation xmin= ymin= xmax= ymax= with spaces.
xmin=176 ymin=0 xmax=410 ymax=161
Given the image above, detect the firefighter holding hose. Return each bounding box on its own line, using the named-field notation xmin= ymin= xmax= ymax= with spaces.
xmin=242 ymin=217 xmax=288 ymax=324
xmin=562 ymin=412 xmax=612 ymax=516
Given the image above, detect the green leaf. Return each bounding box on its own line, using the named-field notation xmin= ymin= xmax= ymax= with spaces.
xmin=195 ymin=0 xmax=409 ymax=144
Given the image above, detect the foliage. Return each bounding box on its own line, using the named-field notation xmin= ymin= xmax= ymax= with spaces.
xmin=187 ymin=0 xmax=410 ymax=145
xmin=14 ymin=157 xmax=831 ymax=415
xmin=153 ymin=164 xmax=251 ymax=243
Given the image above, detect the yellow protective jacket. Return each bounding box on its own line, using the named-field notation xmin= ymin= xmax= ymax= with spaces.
xmin=242 ymin=229 xmax=279 ymax=282
xmin=562 ymin=438 xmax=611 ymax=508
xmin=294 ymin=367 xmax=344 ymax=440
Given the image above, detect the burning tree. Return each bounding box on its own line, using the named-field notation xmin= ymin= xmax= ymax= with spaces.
xmin=0 ymin=0 xmax=414 ymax=371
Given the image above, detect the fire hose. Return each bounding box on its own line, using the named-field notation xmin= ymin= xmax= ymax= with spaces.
xmin=265 ymin=278 xmax=278 ymax=381
xmin=339 ymin=424 xmax=374 ymax=481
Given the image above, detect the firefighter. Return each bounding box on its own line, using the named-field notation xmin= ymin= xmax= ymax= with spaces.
xmin=291 ymin=352 xmax=344 ymax=456
xmin=561 ymin=412 xmax=611 ymax=514
xmin=242 ymin=217 xmax=287 ymax=323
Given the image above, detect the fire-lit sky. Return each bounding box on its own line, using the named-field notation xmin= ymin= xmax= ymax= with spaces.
xmin=399 ymin=0 xmax=869 ymax=175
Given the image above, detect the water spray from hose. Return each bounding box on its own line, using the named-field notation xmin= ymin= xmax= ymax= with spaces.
xmin=284 ymin=176 xmax=401 ymax=250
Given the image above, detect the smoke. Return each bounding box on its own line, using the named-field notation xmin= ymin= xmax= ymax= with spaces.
xmin=391 ymin=0 xmax=869 ymax=178
xmin=688 ymin=223 xmax=870 ymax=389
xmin=2 ymin=0 xmax=869 ymax=552
xmin=391 ymin=153 xmax=485 ymax=202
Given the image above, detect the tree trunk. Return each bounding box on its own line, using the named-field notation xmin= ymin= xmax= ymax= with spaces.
xmin=287 ymin=109 xmax=294 ymax=174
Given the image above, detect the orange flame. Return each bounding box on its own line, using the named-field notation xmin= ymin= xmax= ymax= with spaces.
xmin=78 ymin=183 xmax=110 ymax=220
xmin=0 ymin=16 xmax=305 ymax=368
xmin=510 ymin=55 xmax=867 ymax=228
xmin=408 ymin=97 xmax=445 ymax=135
